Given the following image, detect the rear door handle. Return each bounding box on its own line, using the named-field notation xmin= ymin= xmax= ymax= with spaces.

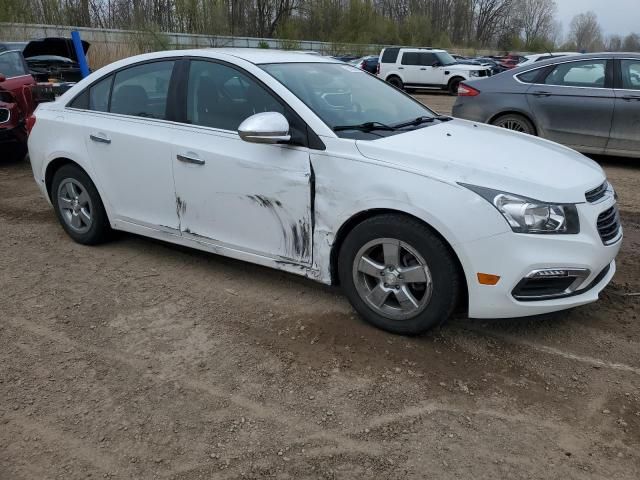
xmin=177 ymin=154 xmax=205 ymax=165
xmin=420 ymin=67 xmax=427 ymax=71
xmin=532 ymin=91 xmax=552 ymax=97
xmin=621 ymin=95 xmax=640 ymax=101
xmin=89 ymin=134 xmax=111 ymax=144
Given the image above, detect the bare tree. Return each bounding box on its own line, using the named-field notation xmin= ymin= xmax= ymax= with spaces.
xmin=518 ymin=0 xmax=556 ymax=47
xmin=473 ymin=0 xmax=514 ymax=46
xmin=622 ymin=33 xmax=640 ymax=52
xmin=606 ymin=34 xmax=623 ymax=52
xmin=569 ymin=11 xmax=603 ymax=52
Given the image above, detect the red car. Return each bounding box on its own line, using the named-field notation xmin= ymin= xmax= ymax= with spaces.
xmin=0 ymin=49 xmax=36 ymax=160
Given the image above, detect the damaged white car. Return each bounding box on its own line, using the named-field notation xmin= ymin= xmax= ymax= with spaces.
xmin=28 ymin=49 xmax=622 ymax=334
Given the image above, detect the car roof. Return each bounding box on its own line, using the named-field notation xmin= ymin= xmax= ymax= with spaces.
xmin=186 ymin=48 xmax=340 ymax=64
xmin=510 ymin=52 xmax=639 ymax=74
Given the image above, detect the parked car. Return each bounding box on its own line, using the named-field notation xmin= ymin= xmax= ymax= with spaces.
xmin=517 ymin=52 xmax=581 ymax=68
xmin=473 ymin=57 xmax=508 ymax=75
xmin=0 ymin=49 xmax=36 ymax=160
xmin=29 ymin=49 xmax=621 ymax=335
xmin=453 ymin=53 xmax=640 ymax=159
xmin=1 ymin=37 xmax=91 ymax=83
xmin=378 ymin=47 xmax=493 ymax=95
xmin=353 ymin=55 xmax=379 ymax=74
xmin=331 ymin=54 xmax=359 ymax=63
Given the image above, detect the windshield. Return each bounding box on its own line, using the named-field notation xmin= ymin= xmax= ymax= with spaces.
xmin=436 ymin=52 xmax=457 ymax=66
xmin=260 ymin=62 xmax=435 ymax=139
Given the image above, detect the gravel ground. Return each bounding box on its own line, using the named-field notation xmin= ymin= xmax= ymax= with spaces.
xmin=1 ymin=94 xmax=639 ymax=479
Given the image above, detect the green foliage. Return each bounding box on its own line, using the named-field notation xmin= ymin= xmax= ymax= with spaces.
xmin=279 ymin=38 xmax=300 ymax=51
xmin=258 ymin=41 xmax=270 ymax=49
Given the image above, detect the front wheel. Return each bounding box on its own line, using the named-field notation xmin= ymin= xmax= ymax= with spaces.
xmin=448 ymin=77 xmax=463 ymax=96
xmin=338 ymin=215 xmax=460 ymax=335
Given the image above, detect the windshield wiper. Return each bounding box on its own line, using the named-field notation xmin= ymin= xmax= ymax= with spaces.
xmin=392 ymin=116 xmax=436 ymax=129
xmin=333 ymin=121 xmax=396 ymax=132
xmin=393 ymin=115 xmax=452 ymax=129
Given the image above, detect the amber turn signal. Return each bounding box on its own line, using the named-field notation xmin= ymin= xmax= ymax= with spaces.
xmin=477 ymin=273 xmax=501 ymax=285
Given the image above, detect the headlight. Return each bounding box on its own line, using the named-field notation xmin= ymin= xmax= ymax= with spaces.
xmin=469 ymin=71 xmax=479 ymax=77
xmin=460 ymin=184 xmax=580 ymax=234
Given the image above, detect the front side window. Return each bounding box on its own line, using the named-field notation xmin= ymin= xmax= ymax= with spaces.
xmin=0 ymin=51 xmax=28 ymax=78
xmin=419 ymin=53 xmax=438 ymax=66
xmin=186 ymin=60 xmax=285 ymax=131
xmin=261 ymin=63 xmax=435 ymax=139
xmin=543 ymin=60 xmax=607 ymax=88
xmin=621 ymin=59 xmax=640 ymax=90
xmin=110 ymin=61 xmax=174 ymax=119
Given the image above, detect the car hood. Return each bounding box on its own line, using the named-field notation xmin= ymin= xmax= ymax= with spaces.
xmin=23 ymin=38 xmax=90 ymax=63
xmin=355 ymin=119 xmax=605 ymax=204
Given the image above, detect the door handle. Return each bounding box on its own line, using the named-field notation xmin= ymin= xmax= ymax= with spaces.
xmin=177 ymin=154 xmax=205 ymax=165
xmin=621 ymin=95 xmax=640 ymax=101
xmin=398 ymin=67 xmax=404 ymax=70
xmin=532 ymin=91 xmax=552 ymax=97
xmin=420 ymin=67 xmax=427 ymax=70
xmin=89 ymin=134 xmax=111 ymax=144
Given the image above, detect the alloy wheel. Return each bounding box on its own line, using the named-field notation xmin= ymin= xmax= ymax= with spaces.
xmin=352 ymin=238 xmax=433 ymax=320
xmin=57 ymin=178 xmax=93 ymax=234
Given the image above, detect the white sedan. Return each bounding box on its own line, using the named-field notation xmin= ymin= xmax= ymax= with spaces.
xmin=28 ymin=49 xmax=622 ymax=334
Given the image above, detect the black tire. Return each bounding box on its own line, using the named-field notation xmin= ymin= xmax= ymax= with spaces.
xmin=4 ymin=142 xmax=27 ymax=162
xmin=491 ymin=114 xmax=536 ymax=136
xmin=51 ymin=164 xmax=112 ymax=245
xmin=338 ymin=214 xmax=460 ymax=335
xmin=448 ymin=77 xmax=464 ymax=96
xmin=386 ymin=76 xmax=404 ymax=90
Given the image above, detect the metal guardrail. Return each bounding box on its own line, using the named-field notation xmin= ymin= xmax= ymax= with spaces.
xmin=0 ymin=22 xmax=494 ymax=57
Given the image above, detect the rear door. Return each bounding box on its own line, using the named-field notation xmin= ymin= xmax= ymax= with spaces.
xmin=526 ymin=58 xmax=614 ymax=151
xmin=71 ymin=59 xmax=181 ymax=230
xmin=399 ymin=52 xmax=421 ymax=85
xmin=607 ymin=58 xmax=640 ymax=156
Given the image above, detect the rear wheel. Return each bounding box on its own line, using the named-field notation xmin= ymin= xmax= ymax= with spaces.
xmin=386 ymin=76 xmax=404 ymax=90
xmin=51 ymin=164 xmax=112 ymax=245
xmin=338 ymin=215 xmax=460 ymax=335
xmin=491 ymin=114 xmax=536 ymax=135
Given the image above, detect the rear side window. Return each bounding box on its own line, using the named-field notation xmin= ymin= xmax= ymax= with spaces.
xmin=110 ymin=61 xmax=174 ymax=119
xmin=68 ymin=74 xmax=112 ymax=111
xmin=543 ymin=60 xmax=607 ymax=88
xmin=381 ymin=48 xmax=400 ymax=64
xmin=401 ymin=52 xmax=419 ymax=65
xmin=517 ymin=68 xmax=545 ymax=84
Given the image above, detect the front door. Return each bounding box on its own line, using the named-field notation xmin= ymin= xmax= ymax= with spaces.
xmin=171 ymin=59 xmax=313 ymax=264
xmin=527 ymin=58 xmax=614 ymax=151
xmin=76 ymin=60 xmax=180 ymax=230
xmin=607 ymin=58 xmax=640 ymax=156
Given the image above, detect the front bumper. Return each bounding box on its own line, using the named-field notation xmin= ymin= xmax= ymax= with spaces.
xmin=461 ymin=196 xmax=622 ymax=319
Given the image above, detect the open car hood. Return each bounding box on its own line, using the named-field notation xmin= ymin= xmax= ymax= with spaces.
xmin=22 ymin=38 xmax=90 ymax=63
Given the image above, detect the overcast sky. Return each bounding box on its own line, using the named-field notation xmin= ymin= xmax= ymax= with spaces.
xmin=556 ymin=0 xmax=639 ymax=37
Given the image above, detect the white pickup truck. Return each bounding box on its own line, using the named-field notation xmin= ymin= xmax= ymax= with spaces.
xmin=378 ymin=47 xmax=493 ymax=95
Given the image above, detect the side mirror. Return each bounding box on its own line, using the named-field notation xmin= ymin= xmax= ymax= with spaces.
xmin=238 ymin=112 xmax=291 ymax=144
xmin=0 ymin=74 xmax=6 ymax=83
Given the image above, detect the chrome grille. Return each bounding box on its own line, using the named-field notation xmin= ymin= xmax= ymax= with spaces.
xmin=585 ymin=182 xmax=608 ymax=203
xmin=597 ymin=205 xmax=621 ymax=244
xmin=0 ymin=108 xmax=9 ymax=124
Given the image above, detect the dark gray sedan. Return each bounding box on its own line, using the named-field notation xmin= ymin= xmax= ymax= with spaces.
xmin=452 ymin=53 xmax=640 ymax=158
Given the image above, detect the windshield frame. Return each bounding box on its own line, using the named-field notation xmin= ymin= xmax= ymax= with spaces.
xmin=259 ymin=61 xmax=437 ymax=139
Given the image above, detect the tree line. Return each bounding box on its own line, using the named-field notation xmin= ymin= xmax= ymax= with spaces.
xmin=2 ymin=0 xmax=639 ymax=53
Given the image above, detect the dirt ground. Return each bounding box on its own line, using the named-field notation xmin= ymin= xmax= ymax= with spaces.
xmin=1 ymin=94 xmax=640 ymax=480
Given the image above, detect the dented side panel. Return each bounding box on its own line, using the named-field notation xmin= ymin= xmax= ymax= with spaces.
xmin=171 ymin=126 xmax=313 ymax=265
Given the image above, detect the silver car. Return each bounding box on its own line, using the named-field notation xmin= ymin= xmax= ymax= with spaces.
xmin=452 ymin=53 xmax=640 ymax=158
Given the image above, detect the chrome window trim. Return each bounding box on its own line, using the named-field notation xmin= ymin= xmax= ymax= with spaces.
xmin=514 ymin=57 xmax=612 ymax=90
